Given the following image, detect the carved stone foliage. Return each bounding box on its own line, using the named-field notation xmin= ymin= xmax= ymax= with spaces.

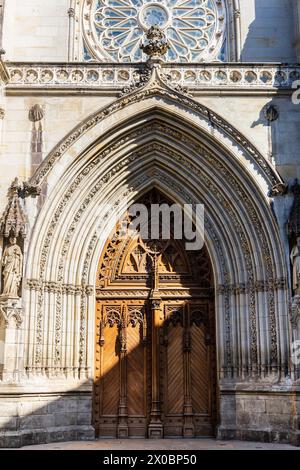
xmin=140 ymin=26 xmax=170 ymax=59
xmin=164 ymin=305 xmax=184 ymax=327
xmin=217 ymin=279 xmax=287 ymax=294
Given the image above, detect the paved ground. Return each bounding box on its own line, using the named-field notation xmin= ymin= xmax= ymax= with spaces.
xmin=20 ymin=439 xmax=299 ymax=450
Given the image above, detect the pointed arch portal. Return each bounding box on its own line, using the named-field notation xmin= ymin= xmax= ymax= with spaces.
xmin=22 ymin=68 xmax=291 ymax=441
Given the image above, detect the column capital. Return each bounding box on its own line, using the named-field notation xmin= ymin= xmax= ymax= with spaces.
xmin=0 ymin=297 xmax=23 ymax=328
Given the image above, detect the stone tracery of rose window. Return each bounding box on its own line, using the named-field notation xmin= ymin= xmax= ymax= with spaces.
xmin=82 ymin=0 xmax=227 ymax=63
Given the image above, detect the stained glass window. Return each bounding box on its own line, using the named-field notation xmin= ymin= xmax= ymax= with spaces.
xmin=82 ymin=0 xmax=227 ymax=62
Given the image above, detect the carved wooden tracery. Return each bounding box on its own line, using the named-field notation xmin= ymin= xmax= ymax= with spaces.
xmin=94 ymin=189 xmax=216 ymax=438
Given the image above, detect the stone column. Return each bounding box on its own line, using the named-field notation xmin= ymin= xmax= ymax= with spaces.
xmin=68 ymin=3 xmax=76 ymax=61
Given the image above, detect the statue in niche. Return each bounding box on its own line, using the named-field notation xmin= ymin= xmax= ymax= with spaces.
xmin=291 ymin=236 xmax=300 ymax=296
xmin=1 ymin=237 xmax=23 ymax=298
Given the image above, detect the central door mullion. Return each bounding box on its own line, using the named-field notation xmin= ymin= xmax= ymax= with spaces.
xmin=183 ymin=302 xmax=195 ymax=437
xmin=118 ymin=303 xmax=129 ymax=438
xmin=148 ymin=296 xmax=164 ymax=438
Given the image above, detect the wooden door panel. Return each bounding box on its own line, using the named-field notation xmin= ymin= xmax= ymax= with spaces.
xmin=166 ymin=324 xmax=184 ymax=414
xmin=191 ymin=324 xmax=210 ymax=414
xmin=102 ymin=324 xmax=120 ymax=416
xmin=94 ymin=299 xmax=216 ymax=438
xmin=127 ymin=324 xmax=146 ymax=416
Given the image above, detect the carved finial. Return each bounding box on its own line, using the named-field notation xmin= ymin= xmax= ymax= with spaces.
xmin=140 ymin=26 xmax=170 ymax=59
xmin=0 ymin=179 xmax=27 ymax=239
xmin=28 ymin=104 xmax=44 ymax=123
xmin=268 ymin=182 xmax=288 ymax=197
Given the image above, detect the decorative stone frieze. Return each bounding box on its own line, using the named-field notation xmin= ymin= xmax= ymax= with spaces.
xmin=217 ymin=279 xmax=288 ymax=295
xmin=27 ymin=279 xmax=94 ymax=296
xmin=6 ymin=63 xmax=300 ymax=92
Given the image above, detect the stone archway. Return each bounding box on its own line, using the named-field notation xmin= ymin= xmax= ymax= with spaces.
xmin=20 ymin=69 xmax=292 ymax=442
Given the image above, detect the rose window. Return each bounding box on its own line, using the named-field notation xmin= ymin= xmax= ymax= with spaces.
xmin=82 ymin=0 xmax=227 ymax=62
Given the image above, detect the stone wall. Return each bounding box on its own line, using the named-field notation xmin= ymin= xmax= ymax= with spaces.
xmin=3 ymin=0 xmax=69 ymax=61
xmin=0 ymin=389 xmax=94 ymax=447
xmin=218 ymin=388 xmax=300 ymax=445
xmin=240 ymin=0 xmax=296 ymax=62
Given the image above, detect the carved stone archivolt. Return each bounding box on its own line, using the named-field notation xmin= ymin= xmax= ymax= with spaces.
xmin=27 ymin=62 xmax=283 ymax=189
xmin=20 ymin=67 xmax=289 ymax=381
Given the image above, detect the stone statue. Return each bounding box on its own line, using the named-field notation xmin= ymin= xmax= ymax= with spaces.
xmin=1 ymin=237 xmax=23 ymax=298
xmin=291 ymin=237 xmax=300 ymax=295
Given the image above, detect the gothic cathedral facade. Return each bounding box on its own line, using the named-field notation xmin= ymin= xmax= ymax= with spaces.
xmin=0 ymin=0 xmax=300 ymax=447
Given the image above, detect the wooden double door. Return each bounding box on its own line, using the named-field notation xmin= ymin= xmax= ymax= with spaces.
xmin=93 ymin=297 xmax=216 ymax=438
